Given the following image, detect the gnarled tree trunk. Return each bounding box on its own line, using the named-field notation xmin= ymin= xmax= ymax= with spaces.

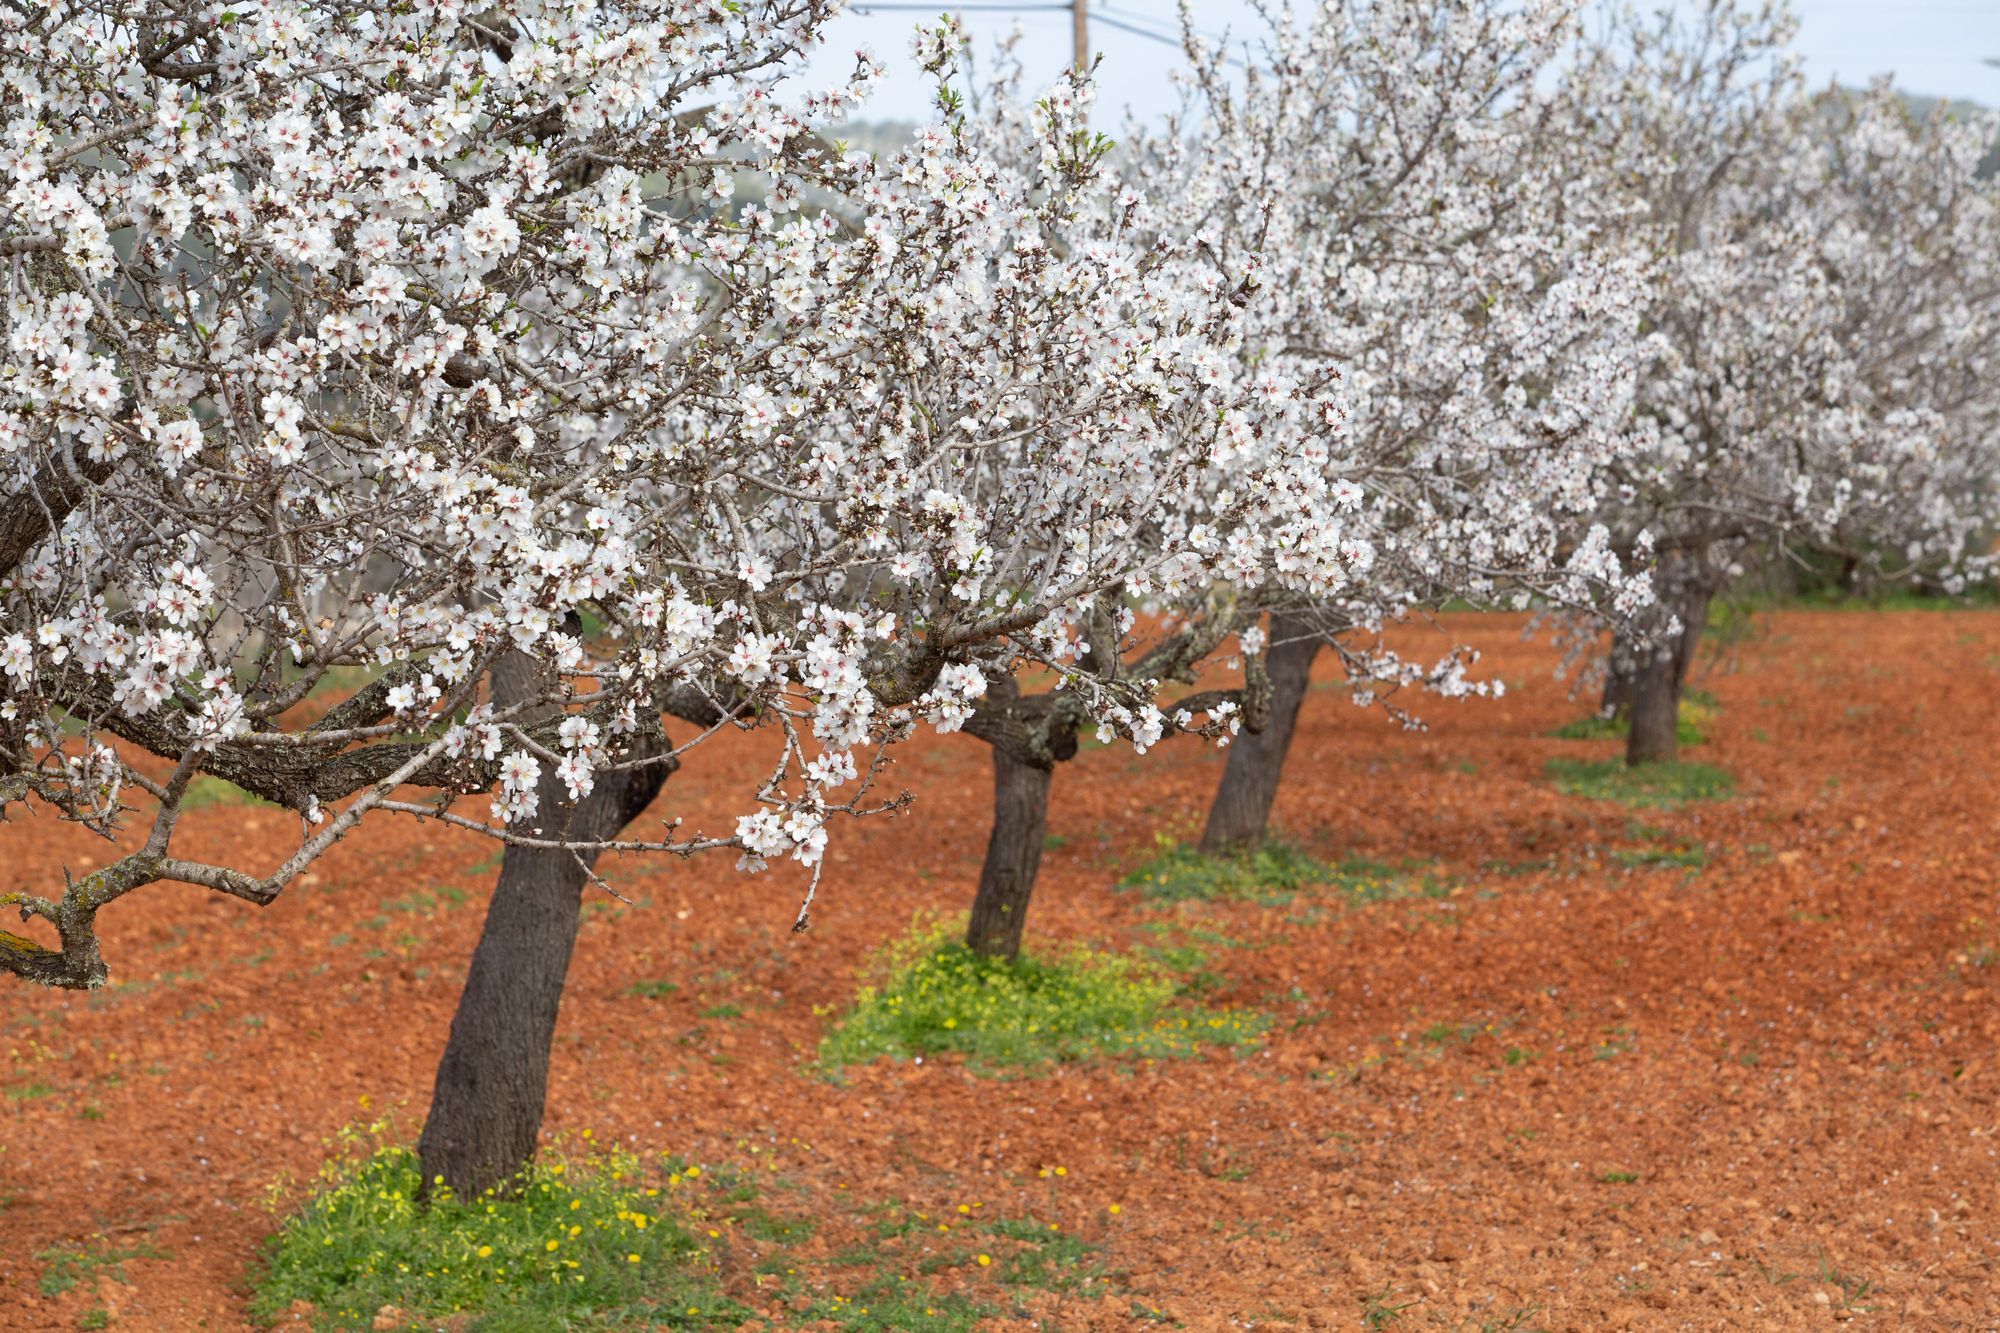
xmin=961 ymin=674 xmax=1081 ymax=964
xmin=417 ymin=655 xmax=669 ymax=1200
xmin=964 ymin=748 xmax=1055 ymax=963
xmin=1200 ymin=616 xmax=1319 ymax=853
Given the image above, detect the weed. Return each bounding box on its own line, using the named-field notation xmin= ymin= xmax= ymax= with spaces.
xmin=624 ymin=979 xmax=680 ymax=999
xmin=984 ymin=1214 xmax=1112 ymax=1294
xmin=249 ymin=1139 xmax=734 ymax=1330
xmin=1362 ymin=1287 xmax=1418 ymax=1327
xmin=1592 ymin=1026 xmax=1636 ymax=1060
xmin=1611 ymin=845 xmax=1708 ymax=869
xmin=1481 ymin=857 xmax=1555 ymax=876
xmin=384 ymin=888 xmax=462 ymax=915
xmin=733 ymin=1207 xmax=812 ymax=1245
xmin=1597 ymin=1170 xmax=1640 ymax=1184
xmin=818 ymin=921 xmax=1264 ymax=1072
xmin=37 ymin=1240 xmax=168 ymax=1297
xmin=1325 ymin=857 xmax=1453 ymax=905
xmin=783 ymin=1278 xmax=988 ymax=1330
xmin=1814 ymin=1251 xmax=1876 ymax=1312
xmin=1545 ymin=758 xmax=1734 ymax=808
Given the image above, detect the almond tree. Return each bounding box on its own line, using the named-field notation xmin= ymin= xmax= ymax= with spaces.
xmin=0 ymin=2 xmax=1338 ymax=1194
xmin=928 ymin=36 xmax=1328 ymax=962
xmin=927 ymin=3 xmax=1655 ymax=960
xmin=1121 ymin=0 xmax=1654 ymax=854
xmin=1570 ymin=1 xmax=2000 ymax=765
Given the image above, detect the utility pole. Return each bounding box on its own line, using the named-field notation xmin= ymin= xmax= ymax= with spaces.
xmin=1073 ymin=0 xmax=1087 ymax=69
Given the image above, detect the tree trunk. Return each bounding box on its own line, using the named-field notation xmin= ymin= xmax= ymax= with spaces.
xmin=964 ymin=749 xmax=1054 ymax=964
xmin=417 ymin=656 xmax=668 ymax=1200
xmin=1624 ymin=581 xmax=1712 ymax=768
xmin=1201 ymin=620 xmax=1320 ymax=853
xmin=1624 ymin=641 xmax=1681 ymax=766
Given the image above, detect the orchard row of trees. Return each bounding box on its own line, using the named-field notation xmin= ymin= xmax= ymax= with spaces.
xmin=0 ymin=0 xmax=1994 ymax=1197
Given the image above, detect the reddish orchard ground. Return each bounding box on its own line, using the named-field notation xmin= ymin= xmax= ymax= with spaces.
xmin=4 ymin=610 xmax=2000 ymax=1331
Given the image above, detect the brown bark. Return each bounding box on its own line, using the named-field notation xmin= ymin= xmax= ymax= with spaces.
xmin=963 ymin=748 xmax=1054 ymax=964
xmin=416 ymin=655 xmax=670 ymax=1199
xmin=1623 ymin=578 xmax=1714 ymax=768
xmin=956 ymin=603 xmax=1261 ymax=963
xmin=1200 ymin=618 xmax=1319 ymax=853
xmin=1625 ymin=642 xmax=1681 ymax=765
xmin=0 ymin=451 xmax=113 ymax=576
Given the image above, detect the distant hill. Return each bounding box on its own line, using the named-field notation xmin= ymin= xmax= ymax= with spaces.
xmin=824 ymin=121 xmax=918 ymax=156
xmin=1884 ymin=89 xmax=1997 ymax=177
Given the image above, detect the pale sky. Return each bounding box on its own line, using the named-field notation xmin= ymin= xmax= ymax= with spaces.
xmin=801 ymin=1 xmax=2000 ymax=124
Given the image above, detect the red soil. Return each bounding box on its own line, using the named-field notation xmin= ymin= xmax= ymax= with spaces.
xmin=3 ymin=611 xmax=1999 ymax=1330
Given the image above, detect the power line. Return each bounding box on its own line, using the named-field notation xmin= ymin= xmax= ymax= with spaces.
xmin=1090 ymin=11 xmax=1183 ymax=50
xmin=851 ymin=3 xmax=1071 ymax=11
xmin=1091 ymin=9 xmax=1243 ymax=68
xmin=848 ymin=3 xmax=1241 ymax=71
xmin=1099 ymin=3 xmax=1203 ymax=42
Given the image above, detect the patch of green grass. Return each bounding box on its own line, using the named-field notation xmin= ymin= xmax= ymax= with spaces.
xmin=698 ymin=1003 xmax=742 ymax=1020
xmin=1550 ymin=713 xmax=1624 ymax=741
xmin=78 ymin=1308 xmax=110 ymax=1330
xmin=1611 ymin=844 xmax=1708 ymax=869
xmin=37 ymin=1240 xmax=168 ymax=1297
xmin=1325 ymin=856 xmax=1453 ymax=905
xmin=383 ymin=887 xmax=467 ymax=915
xmin=818 ymin=922 xmax=1265 ymax=1073
xmin=1119 ymin=837 xmax=1326 ymax=904
xmin=5 ymin=1081 xmax=55 ymax=1101
xmin=624 ymin=978 xmax=680 ymax=999
xmin=179 ymin=774 xmax=273 ymax=810
xmin=733 ymin=1207 xmax=813 ymax=1245
xmin=1783 ymin=583 xmax=2000 ymax=612
xmin=784 ymin=1278 xmax=989 ymax=1330
xmin=1596 ymin=1170 xmax=1640 ymax=1184
xmin=1552 ymin=696 xmax=1710 ymax=746
xmin=249 ymin=1142 xmax=736 ymax=1331
xmin=1545 ymin=758 xmax=1734 ymax=808
xmin=983 ymin=1215 xmax=1112 ymax=1294
xmin=1480 ymin=856 xmax=1555 ymax=877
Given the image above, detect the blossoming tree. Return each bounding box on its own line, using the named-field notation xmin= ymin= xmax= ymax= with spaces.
xmin=923 ymin=1 xmax=1655 ymax=961
xmin=1568 ymin=1 xmax=2000 ymax=765
xmin=0 ymin=2 xmax=1351 ymax=1193
xmin=1121 ymin=0 xmax=1655 ymax=854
